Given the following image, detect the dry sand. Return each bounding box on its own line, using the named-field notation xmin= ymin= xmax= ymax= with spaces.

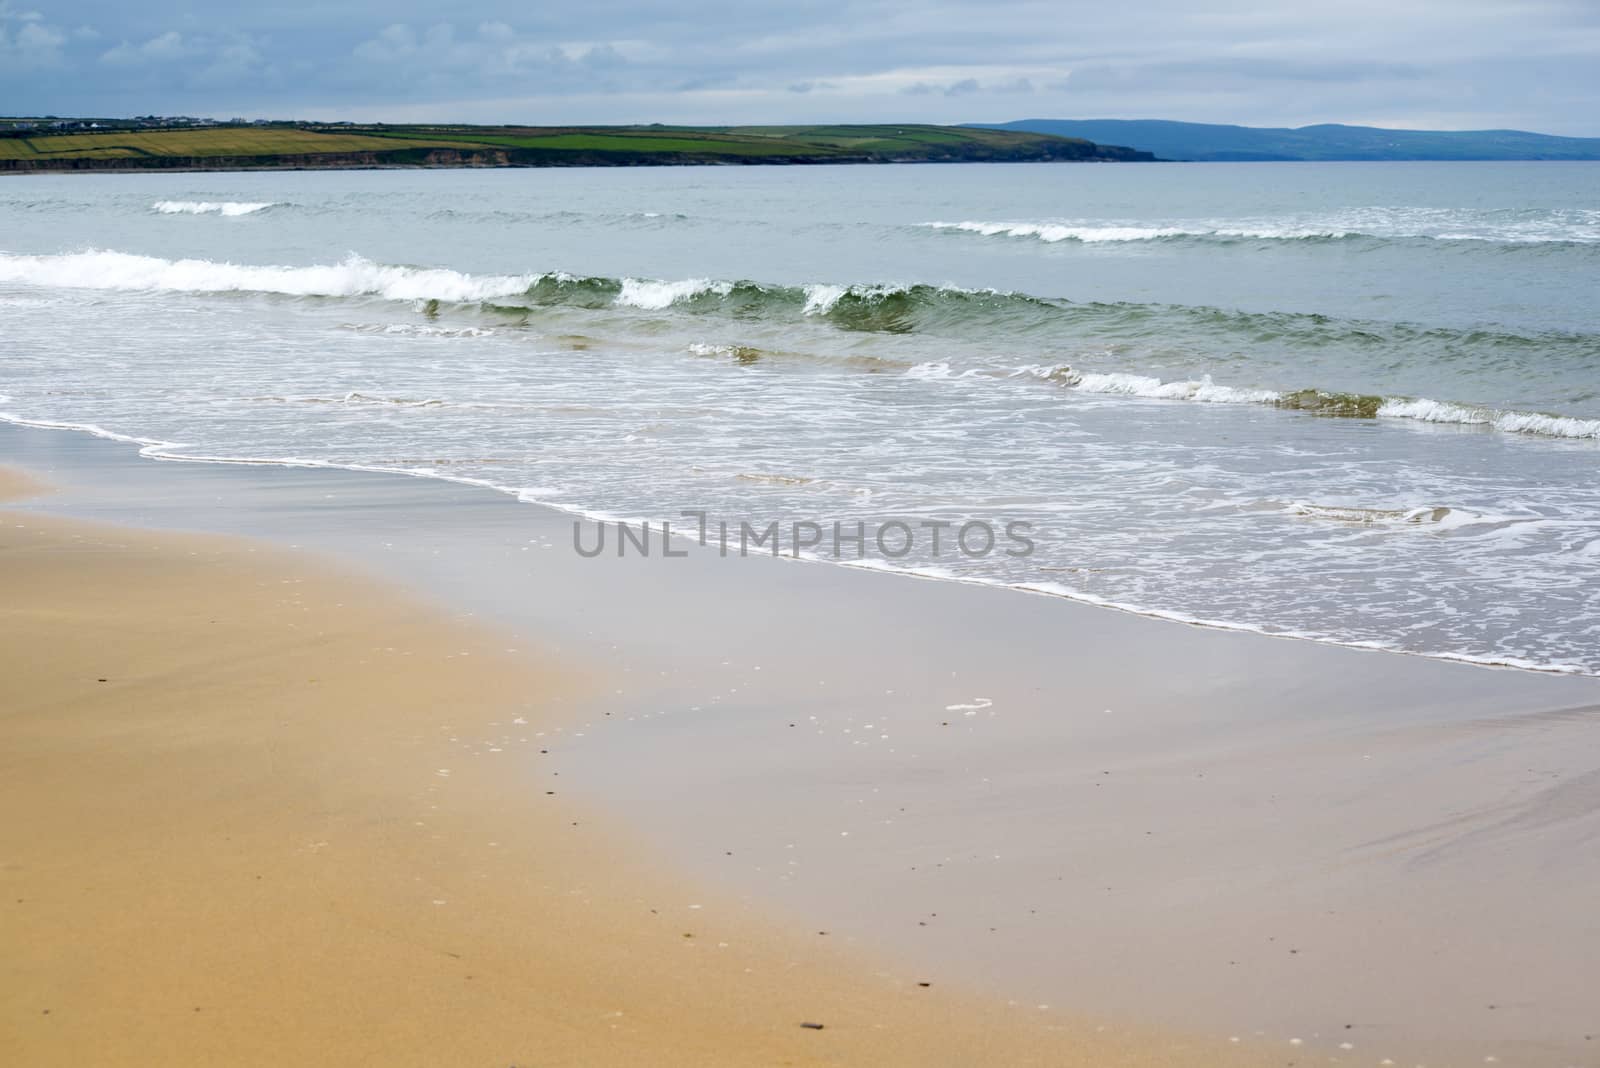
xmin=0 ymin=468 xmax=1276 ymax=1067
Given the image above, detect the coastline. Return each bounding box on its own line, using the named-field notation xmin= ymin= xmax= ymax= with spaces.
xmin=0 ymin=465 xmax=1269 ymax=1066
xmin=0 ymin=157 xmax=1148 ymax=176
xmin=7 ymin=421 xmax=1600 ymax=1065
xmin=0 ymin=122 xmax=1156 ymax=176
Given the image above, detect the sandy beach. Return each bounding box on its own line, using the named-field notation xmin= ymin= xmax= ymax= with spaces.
xmin=6 ymin=423 xmax=1600 ymax=1066
xmin=0 ymin=460 xmax=1283 ymax=1067
xmin=7 ymin=8 xmax=1600 ymax=1063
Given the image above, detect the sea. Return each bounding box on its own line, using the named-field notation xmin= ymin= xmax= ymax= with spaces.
xmin=2 ymin=161 xmax=1597 ymax=674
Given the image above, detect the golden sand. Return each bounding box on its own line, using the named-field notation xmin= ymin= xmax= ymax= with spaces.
xmin=0 ymin=466 xmax=44 ymax=503
xmin=0 ymin=469 xmax=1272 ymax=1066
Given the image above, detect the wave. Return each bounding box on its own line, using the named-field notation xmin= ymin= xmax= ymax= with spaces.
xmin=1375 ymin=397 xmax=1600 ymax=438
xmin=0 ymin=250 xmax=539 ymax=303
xmin=921 ymin=213 xmax=1600 ymax=246
xmin=0 ymin=249 xmax=1047 ymax=336
xmin=5 ymin=248 xmax=1590 ymax=355
xmin=922 ymin=220 xmax=1354 ymax=244
xmin=422 ymin=207 xmax=688 ymax=226
xmin=339 ymin=322 xmax=495 ymax=338
xmin=3 ymin=399 xmax=1588 ymax=678
xmin=151 ymin=200 xmax=278 ymax=217
xmin=5 ymin=248 xmax=1597 ymax=442
xmin=616 ymin=277 xmax=733 ymax=310
xmin=687 ymin=342 xmax=763 ymax=363
xmin=1283 ymin=502 xmax=1459 ymax=526
xmin=1006 ymin=365 xmax=1600 ymax=440
xmin=1023 ymin=368 xmax=1281 ymax=405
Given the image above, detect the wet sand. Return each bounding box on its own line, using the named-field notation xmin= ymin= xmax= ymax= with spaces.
xmin=7 ymin=421 xmax=1600 ymax=1065
xmin=0 ymin=464 xmax=1276 ymax=1067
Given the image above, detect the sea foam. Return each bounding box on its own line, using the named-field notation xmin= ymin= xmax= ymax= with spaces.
xmin=922 ymin=220 xmax=1345 ymax=243
xmin=152 ymin=201 xmax=278 ymax=216
xmin=1002 ymin=365 xmax=1600 ymax=441
xmin=615 ymin=277 xmax=733 ymax=310
xmin=0 ymin=250 xmax=536 ymax=303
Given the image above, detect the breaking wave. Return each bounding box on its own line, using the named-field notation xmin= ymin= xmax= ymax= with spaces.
xmin=616 ymin=277 xmax=733 ymax=310
xmin=152 ymin=200 xmax=278 ymax=217
xmin=4 ymin=248 xmax=1597 ymax=442
xmin=922 ymin=220 xmax=1353 ymax=243
xmin=921 ymin=211 xmax=1600 ymax=246
xmin=1007 ymin=365 xmax=1600 ymax=440
xmin=0 ymin=250 xmax=540 ymax=302
xmin=0 ymin=249 xmax=1043 ymax=334
xmin=12 ymin=247 xmax=1587 ymax=377
xmin=4 ymin=247 xmax=1589 ymax=349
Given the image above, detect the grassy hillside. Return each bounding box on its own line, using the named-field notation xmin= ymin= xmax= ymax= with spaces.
xmin=0 ymin=127 xmax=476 ymax=162
xmin=0 ymin=122 xmax=1155 ymax=172
xmin=973 ymin=119 xmax=1600 ymax=161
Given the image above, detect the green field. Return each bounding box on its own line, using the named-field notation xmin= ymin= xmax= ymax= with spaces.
xmin=0 ymin=127 xmax=485 ymax=161
xmin=365 ymin=128 xmax=820 ymax=156
xmin=0 ymin=122 xmax=1155 ymax=171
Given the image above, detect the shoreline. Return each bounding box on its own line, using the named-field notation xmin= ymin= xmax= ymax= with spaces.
xmin=0 ymin=157 xmax=1150 ymax=177
xmin=0 ymin=466 xmax=1266 ymax=1066
xmin=0 ymin=122 xmax=1157 ymax=176
xmin=7 ymin=421 xmax=1600 ymax=1065
xmin=0 ymin=410 xmax=1584 ymax=679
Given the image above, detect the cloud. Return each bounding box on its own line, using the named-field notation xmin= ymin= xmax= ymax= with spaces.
xmin=0 ymin=2 xmax=66 ymax=69
xmin=343 ymin=20 xmax=637 ymax=99
xmin=195 ymin=37 xmax=269 ymax=85
xmin=351 ymin=23 xmax=421 ymax=64
xmin=0 ymin=0 xmax=1595 ymax=134
xmin=100 ymin=30 xmax=191 ymax=65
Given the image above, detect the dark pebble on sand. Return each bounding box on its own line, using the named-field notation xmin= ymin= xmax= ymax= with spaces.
xmin=800 ymin=1021 xmax=825 ymax=1030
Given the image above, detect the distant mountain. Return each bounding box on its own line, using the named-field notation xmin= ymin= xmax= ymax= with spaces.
xmin=970 ymin=119 xmax=1600 ymax=161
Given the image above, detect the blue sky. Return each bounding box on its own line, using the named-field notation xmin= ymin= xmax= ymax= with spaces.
xmin=3 ymin=0 xmax=1598 ymax=134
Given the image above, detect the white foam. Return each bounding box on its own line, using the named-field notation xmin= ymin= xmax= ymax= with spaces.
xmin=342 ymin=323 xmax=495 ymax=338
xmin=1016 ymin=365 xmax=1600 ymax=442
xmin=0 ymin=250 xmax=537 ymax=303
xmin=1378 ymin=398 xmax=1600 ymax=440
xmin=1286 ymin=502 xmax=1456 ymax=527
xmin=905 ymin=361 xmax=954 ymax=380
xmin=921 ymin=221 xmax=1344 ymax=243
xmin=922 ymin=210 xmax=1600 ymax=245
xmin=801 ymin=283 xmax=847 ymax=315
xmin=903 ymin=360 xmax=984 ymax=381
xmin=1 ymin=405 xmax=1592 ymax=678
xmin=152 ymin=200 xmax=277 ymax=216
xmin=1069 ymin=372 xmax=1280 ymax=405
xmin=820 ymin=552 xmax=1595 ymax=676
xmin=614 ymin=277 xmax=731 ymax=310
xmin=687 ymin=342 xmax=764 ymax=359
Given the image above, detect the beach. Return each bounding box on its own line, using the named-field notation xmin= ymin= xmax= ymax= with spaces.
xmin=5 ymin=422 xmax=1600 ymax=1065
xmin=5 ymin=160 xmax=1600 ymax=1065
xmin=1 ymin=449 xmax=1287 ymax=1067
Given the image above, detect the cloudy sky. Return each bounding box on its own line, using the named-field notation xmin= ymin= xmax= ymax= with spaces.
xmin=3 ymin=0 xmax=1598 ymax=134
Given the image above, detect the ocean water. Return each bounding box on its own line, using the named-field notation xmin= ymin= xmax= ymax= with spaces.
xmin=2 ymin=162 xmax=1598 ymax=674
